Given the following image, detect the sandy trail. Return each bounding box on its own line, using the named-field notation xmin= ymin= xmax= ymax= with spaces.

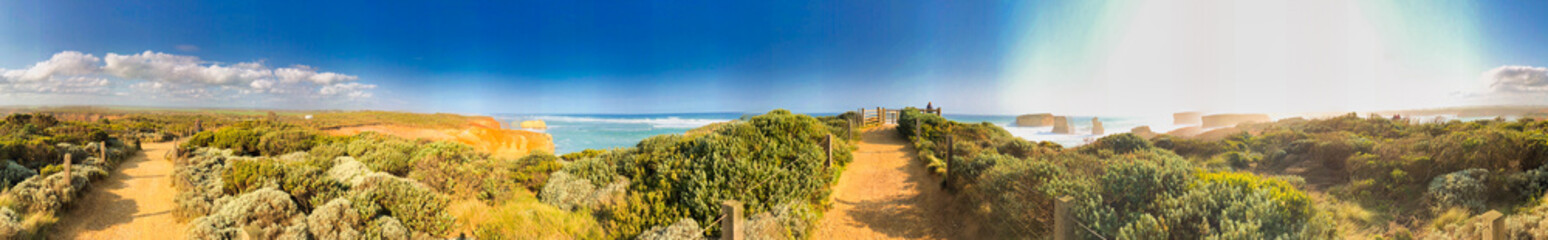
xmin=814 ymin=126 xmax=977 ymax=239
xmin=52 ymin=142 xmax=187 ymax=240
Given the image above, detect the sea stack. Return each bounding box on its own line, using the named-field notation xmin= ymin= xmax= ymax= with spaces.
xmin=1201 ymin=114 xmax=1270 ymax=128
xmin=1015 ymin=113 xmax=1056 ymax=127
xmin=1174 ymin=112 xmax=1202 ymax=125
xmin=1052 ymin=116 xmax=1073 ymax=134
xmin=1091 ymin=117 xmax=1104 ymax=135
xmin=519 ymin=120 xmax=548 ymax=129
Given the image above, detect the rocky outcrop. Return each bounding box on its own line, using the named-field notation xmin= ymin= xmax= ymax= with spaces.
xmin=1166 ymin=126 xmax=1202 ymax=137
xmin=1131 ymin=126 xmax=1156 ymax=139
xmin=1052 ymin=116 xmax=1073 ymax=134
xmin=1174 ymin=112 xmax=1202 ymax=125
xmin=1015 ymin=113 xmax=1056 ymax=127
xmin=1091 ymin=117 xmax=1104 ymax=135
xmin=519 ymin=120 xmax=548 ymax=129
xmin=1201 ymin=114 xmax=1271 ymax=128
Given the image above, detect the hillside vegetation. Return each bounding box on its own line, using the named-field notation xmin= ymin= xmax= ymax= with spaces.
xmin=898 ymin=108 xmax=1335 ymax=239
xmin=540 ymin=109 xmax=855 ymax=239
xmin=0 ymin=114 xmax=139 ymax=238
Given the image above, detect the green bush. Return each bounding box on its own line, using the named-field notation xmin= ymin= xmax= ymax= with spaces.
xmin=307 ymin=198 xmax=365 ymax=239
xmin=1427 ymin=168 xmax=1489 ymax=213
xmin=185 ymin=188 xmax=309 ymax=239
xmin=573 ymin=109 xmax=853 ymax=239
xmin=1085 ymin=133 xmax=1152 ymax=155
xmin=512 ymin=152 xmax=563 ymax=192
xmin=359 ymin=149 xmax=412 ymax=176
xmin=0 ymin=160 xmax=34 ymax=190
xmin=257 ymin=129 xmax=316 ymax=156
xmin=349 ymin=174 xmax=454 ymax=236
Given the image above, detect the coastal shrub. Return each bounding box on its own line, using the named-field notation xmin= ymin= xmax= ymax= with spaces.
xmin=257 ymin=129 xmax=316 ymax=156
xmin=1085 ymin=133 xmax=1152 ymax=155
xmin=362 ymin=216 xmax=410 ymax=240
xmin=512 ymin=151 xmax=563 ymax=191
xmin=305 ymin=142 xmax=348 ymax=168
xmin=7 ymin=171 xmax=81 ymax=214
xmin=591 ymin=109 xmax=850 ymax=238
xmin=173 ymin=148 xmax=235 ymax=221
xmin=559 ymin=149 xmax=605 ymax=161
xmin=636 ymin=218 xmax=706 ymax=240
xmin=946 ymin=152 xmax=1010 ymax=191
xmin=1508 ymin=164 xmax=1548 ymax=202
xmin=349 ymin=174 xmax=454 ymax=236
xmin=745 ymin=201 xmax=819 ymax=239
xmin=564 ymin=157 xmax=618 ymax=187
xmin=221 ymin=158 xmax=345 ymax=211
xmin=1156 ymin=171 xmax=1321 ymax=239
xmin=0 ymin=207 xmax=21 ymax=238
xmin=307 ymin=198 xmax=365 ymax=240
xmin=359 ymin=149 xmax=413 ymax=176
xmin=186 ymin=188 xmax=308 ymax=240
xmin=408 ymin=148 xmax=511 ymax=201
xmin=0 ymin=160 xmax=34 ymax=190
xmin=327 ymin=157 xmax=373 ymax=187
xmin=1427 ymin=168 xmax=1489 ymax=213
xmin=969 ymin=156 xmax=1092 ymax=236
xmin=539 ymin=171 xmax=628 ymax=212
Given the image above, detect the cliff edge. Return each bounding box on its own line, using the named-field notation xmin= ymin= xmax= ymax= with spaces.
xmin=325 ymin=116 xmax=555 ymax=159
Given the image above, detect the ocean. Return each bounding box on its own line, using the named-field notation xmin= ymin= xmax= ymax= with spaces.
xmin=495 ymin=112 xmax=1187 ymax=154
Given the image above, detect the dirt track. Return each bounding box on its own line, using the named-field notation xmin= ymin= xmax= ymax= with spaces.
xmin=52 ymin=142 xmax=187 ymax=240
xmin=814 ymin=126 xmax=978 ymax=239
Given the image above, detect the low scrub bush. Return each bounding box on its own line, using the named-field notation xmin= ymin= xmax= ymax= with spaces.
xmin=512 ymin=152 xmax=562 ymax=192
xmin=1427 ymin=168 xmax=1489 ymax=213
xmin=186 ymin=188 xmax=309 ymax=239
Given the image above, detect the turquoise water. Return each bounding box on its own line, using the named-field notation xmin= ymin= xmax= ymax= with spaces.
xmin=495 ymin=113 xmax=748 ymax=154
xmin=496 ymin=112 xmax=1180 ymax=154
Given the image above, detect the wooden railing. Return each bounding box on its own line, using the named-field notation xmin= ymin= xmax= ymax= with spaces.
xmin=855 ymin=105 xmax=941 ymax=127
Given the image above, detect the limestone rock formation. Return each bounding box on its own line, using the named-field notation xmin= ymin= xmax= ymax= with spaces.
xmin=1015 ymin=113 xmax=1056 ymax=127
xmin=1174 ymin=112 xmax=1202 ymax=125
xmin=1131 ymin=126 xmax=1156 ymax=139
xmin=1201 ymin=114 xmax=1271 ymax=128
xmin=325 ymin=117 xmax=555 ymax=159
xmin=1091 ymin=117 xmax=1104 ymax=135
xmin=1052 ymin=116 xmax=1073 ymax=134
xmin=520 ymin=120 xmax=548 ymax=129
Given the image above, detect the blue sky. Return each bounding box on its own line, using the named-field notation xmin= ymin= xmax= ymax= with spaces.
xmin=3 ymin=1 xmax=1548 ymax=115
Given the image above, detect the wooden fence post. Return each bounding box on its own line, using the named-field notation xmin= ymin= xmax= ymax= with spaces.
xmin=1480 ymin=211 xmax=1504 ymax=240
xmin=722 ymin=200 xmax=744 ymax=240
xmin=945 ymin=135 xmax=953 ymax=171
xmin=1055 ymin=196 xmax=1075 ymax=240
xmin=877 ymin=107 xmax=884 ymax=125
xmin=846 ymin=119 xmax=853 ymax=140
xmin=100 ymin=141 xmax=107 ymax=163
xmin=823 ymin=134 xmax=833 ymax=169
xmin=63 ymin=153 xmax=72 ymax=186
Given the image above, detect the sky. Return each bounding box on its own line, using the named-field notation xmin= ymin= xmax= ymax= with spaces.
xmin=2 ymin=0 xmax=1547 ymax=115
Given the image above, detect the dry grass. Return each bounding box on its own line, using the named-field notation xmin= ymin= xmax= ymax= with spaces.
xmin=464 ymin=191 xmax=603 ymax=240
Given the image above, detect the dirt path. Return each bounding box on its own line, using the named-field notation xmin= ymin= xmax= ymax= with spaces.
xmin=52 ymin=142 xmax=187 ymax=240
xmin=814 ymin=126 xmax=978 ymax=239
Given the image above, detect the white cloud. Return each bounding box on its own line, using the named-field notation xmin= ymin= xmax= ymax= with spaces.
xmin=103 ymin=51 xmax=273 ymax=86
xmin=319 ymin=82 xmax=376 ymax=100
xmin=1 ymin=51 xmax=102 ymax=82
xmin=1482 ymin=65 xmax=1548 ymax=94
xmin=0 ymin=50 xmax=377 ymax=104
xmin=275 ymin=65 xmax=358 ymax=85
